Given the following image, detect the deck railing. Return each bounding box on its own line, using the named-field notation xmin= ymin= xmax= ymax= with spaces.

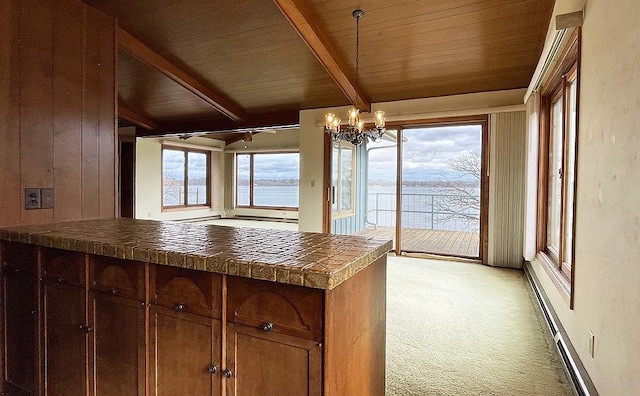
xmin=367 ymin=192 xmax=480 ymax=232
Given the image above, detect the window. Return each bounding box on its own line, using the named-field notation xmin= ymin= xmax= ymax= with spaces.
xmin=162 ymin=147 xmax=210 ymax=208
xmin=332 ymin=142 xmax=355 ymax=217
xmin=236 ymin=152 xmax=299 ymax=209
xmin=537 ymin=30 xmax=580 ymax=304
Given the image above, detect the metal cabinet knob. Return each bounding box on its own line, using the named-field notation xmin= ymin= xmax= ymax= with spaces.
xmin=223 ymin=369 xmax=233 ymax=378
xmin=56 ymin=276 xmax=65 ymax=283
xmin=78 ymin=324 xmax=93 ymax=333
xmin=262 ymin=322 xmax=273 ymax=332
xmin=208 ymin=365 xmax=217 ymax=374
xmin=174 ymin=303 xmax=185 ymax=312
xmin=107 ymin=288 xmax=119 ymax=296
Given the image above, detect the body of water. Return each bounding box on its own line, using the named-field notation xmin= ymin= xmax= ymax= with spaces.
xmin=165 ymin=184 xmax=480 ymax=232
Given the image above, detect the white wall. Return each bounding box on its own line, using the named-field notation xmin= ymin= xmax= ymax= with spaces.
xmin=298 ymin=89 xmax=527 ymax=233
xmin=135 ymin=136 xmax=225 ymax=221
xmin=528 ymin=0 xmax=640 ymax=394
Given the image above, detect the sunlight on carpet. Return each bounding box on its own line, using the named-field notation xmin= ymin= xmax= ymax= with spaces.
xmin=386 ymin=256 xmax=573 ymax=396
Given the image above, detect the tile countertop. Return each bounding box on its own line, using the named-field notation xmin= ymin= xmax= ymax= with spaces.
xmin=0 ymin=218 xmax=392 ymax=290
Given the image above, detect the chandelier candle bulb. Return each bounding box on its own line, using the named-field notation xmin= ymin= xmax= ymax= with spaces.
xmin=325 ymin=113 xmax=335 ymax=129
xmin=348 ymin=108 xmax=359 ymax=127
xmin=375 ymin=111 xmax=386 ymax=128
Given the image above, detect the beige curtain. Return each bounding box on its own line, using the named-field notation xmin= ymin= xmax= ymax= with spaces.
xmin=488 ymin=111 xmax=527 ymax=268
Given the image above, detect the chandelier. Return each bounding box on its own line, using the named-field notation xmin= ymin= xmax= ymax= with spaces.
xmin=324 ymin=9 xmax=386 ymax=146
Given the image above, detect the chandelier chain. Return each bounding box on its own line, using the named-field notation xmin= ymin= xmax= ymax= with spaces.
xmin=355 ymin=14 xmax=360 ymax=106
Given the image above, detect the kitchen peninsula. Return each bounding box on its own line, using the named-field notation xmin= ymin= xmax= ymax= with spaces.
xmin=0 ymin=218 xmax=391 ymax=396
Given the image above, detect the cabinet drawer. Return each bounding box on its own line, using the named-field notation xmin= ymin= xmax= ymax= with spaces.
xmin=44 ymin=249 xmax=85 ymax=287
xmin=90 ymin=256 xmax=145 ymax=300
xmin=151 ymin=265 xmax=222 ymax=318
xmin=1 ymin=241 xmax=38 ymax=276
xmin=227 ymin=276 xmax=324 ymax=341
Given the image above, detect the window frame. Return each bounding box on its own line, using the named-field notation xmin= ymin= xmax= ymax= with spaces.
xmin=536 ymin=29 xmax=581 ymax=307
xmin=235 ymin=151 xmax=300 ymax=211
xmin=161 ymin=145 xmax=211 ymax=210
xmin=331 ymin=141 xmax=356 ymax=219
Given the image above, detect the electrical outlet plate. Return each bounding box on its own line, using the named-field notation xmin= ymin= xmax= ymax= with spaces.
xmin=25 ymin=188 xmax=41 ymax=210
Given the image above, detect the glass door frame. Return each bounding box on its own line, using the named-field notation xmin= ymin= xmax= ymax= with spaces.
xmin=391 ymin=115 xmax=489 ymax=263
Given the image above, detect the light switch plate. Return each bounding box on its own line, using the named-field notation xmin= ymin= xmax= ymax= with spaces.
xmin=41 ymin=188 xmax=54 ymax=209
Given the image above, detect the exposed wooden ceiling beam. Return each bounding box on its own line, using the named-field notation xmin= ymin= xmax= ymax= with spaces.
xmin=272 ymin=0 xmax=371 ymax=112
xmin=137 ymin=110 xmax=300 ymax=137
xmin=117 ymin=27 xmax=247 ymax=123
xmin=118 ymin=105 xmax=157 ymax=131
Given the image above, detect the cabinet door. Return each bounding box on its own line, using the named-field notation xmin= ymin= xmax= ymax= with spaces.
xmin=226 ymin=324 xmax=322 ymax=396
xmin=150 ymin=306 xmax=221 ymax=396
xmin=3 ymin=269 xmax=38 ymax=394
xmin=44 ymin=283 xmax=88 ymax=396
xmin=90 ymin=292 xmax=145 ymax=396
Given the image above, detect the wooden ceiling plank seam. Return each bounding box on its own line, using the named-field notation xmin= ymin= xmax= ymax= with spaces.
xmin=272 ymin=0 xmax=371 ymax=112
xmin=116 ymin=27 xmax=247 ymax=123
xmin=118 ymin=104 xmax=158 ymax=131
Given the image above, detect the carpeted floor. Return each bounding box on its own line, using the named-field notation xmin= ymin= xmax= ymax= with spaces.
xmin=386 ymin=255 xmax=573 ymax=396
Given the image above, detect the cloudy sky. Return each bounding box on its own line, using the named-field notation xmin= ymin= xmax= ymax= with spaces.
xmin=369 ymin=125 xmax=482 ymax=182
xmin=237 ymin=152 xmax=300 ymax=180
xmin=163 ymin=149 xmax=208 ymax=181
xmin=165 ymin=125 xmax=481 ymax=183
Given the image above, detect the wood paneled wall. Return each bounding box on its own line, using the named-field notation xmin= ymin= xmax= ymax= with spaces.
xmin=488 ymin=111 xmax=527 ymax=268
xmin=0 ymin=0 xmax=116 ymax=227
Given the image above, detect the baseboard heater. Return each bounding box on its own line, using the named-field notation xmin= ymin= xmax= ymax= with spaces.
xmin=523 ymin=262 xmax=599 ymax=396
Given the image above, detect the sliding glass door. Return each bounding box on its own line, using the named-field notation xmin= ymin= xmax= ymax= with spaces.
xmin=400 ymin=124 xmax=484 ymax=258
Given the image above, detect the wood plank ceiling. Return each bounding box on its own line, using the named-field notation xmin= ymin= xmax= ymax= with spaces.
xmin=84 ymin=0 xmax=554 ymax=138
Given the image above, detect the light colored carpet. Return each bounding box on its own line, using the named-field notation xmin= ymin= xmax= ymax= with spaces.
xmin=386 ymin=256 xmax=573 ymax=396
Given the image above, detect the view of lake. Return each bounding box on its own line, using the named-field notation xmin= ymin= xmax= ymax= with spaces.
xmin=166 ymin=182 xmax=480 ymax=233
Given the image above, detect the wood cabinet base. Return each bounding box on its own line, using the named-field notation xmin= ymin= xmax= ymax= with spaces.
xmin=1 ymin=243 xmax=387 ymax=395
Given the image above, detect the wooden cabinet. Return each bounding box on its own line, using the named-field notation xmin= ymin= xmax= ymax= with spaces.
xmin=43 ymin=249 xmax=88 ymax=396
xmin=225 ymin=276 xmax=324 ymax=395
xmin=1 ymin=242 xmax=39 ymax=396
xmin=149 ymin=307 xmax=222 ymax=395
xmin=44 ymin=282 xmax=88 ymax=396
xmin=90 ymin=256 xmax=146 ymax=396
xmin=226 ymin=323 xmax=322 ymax=396
xmin=0 ymin=243 xmax=387 ymax=396
xmin=149 ymin=266 xmax=223 ymax=395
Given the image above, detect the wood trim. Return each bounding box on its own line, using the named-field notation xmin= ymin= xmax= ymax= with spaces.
xmin=161 ymin=145 xmax=212 ymax=210
xmin=568 ymin=29 xmax=581 ymax=309
xmin=272 ymin=0 xmax=370 ymax=112
xmin=536 ymin=251 xmax=571 ymax=305
xmin=118 ymin=105 xmax=157 ymax=131
xmin=479 ymin=116 xmax=490 ymax=264
xmin=536 ymin=28 xmax=580 ymax=309
xmin=116 ymin=27 xmax=246 ymax=123
xmin=249 ymin=154 xmax=254 ymax=207
xmin=37 ymin=247 xmax=45 ymax=396
xmin=393 ymin=115 xmax=487 ymax=260
xmin=323 ymin=132 xmax=331 ymax=233
xmin=395 ymin=129 xmax=403 ymax=255
xmin=385 ymin=114 xmax=491 ymax=130
xmin=234 ymin=151 xmax=301 ymax=211
xmin=536 ymin=95 xmax=550 ymax=252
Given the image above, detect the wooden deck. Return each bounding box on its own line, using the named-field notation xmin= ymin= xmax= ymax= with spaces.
xmin=356 ymin=226 xmax=479 ymax=258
